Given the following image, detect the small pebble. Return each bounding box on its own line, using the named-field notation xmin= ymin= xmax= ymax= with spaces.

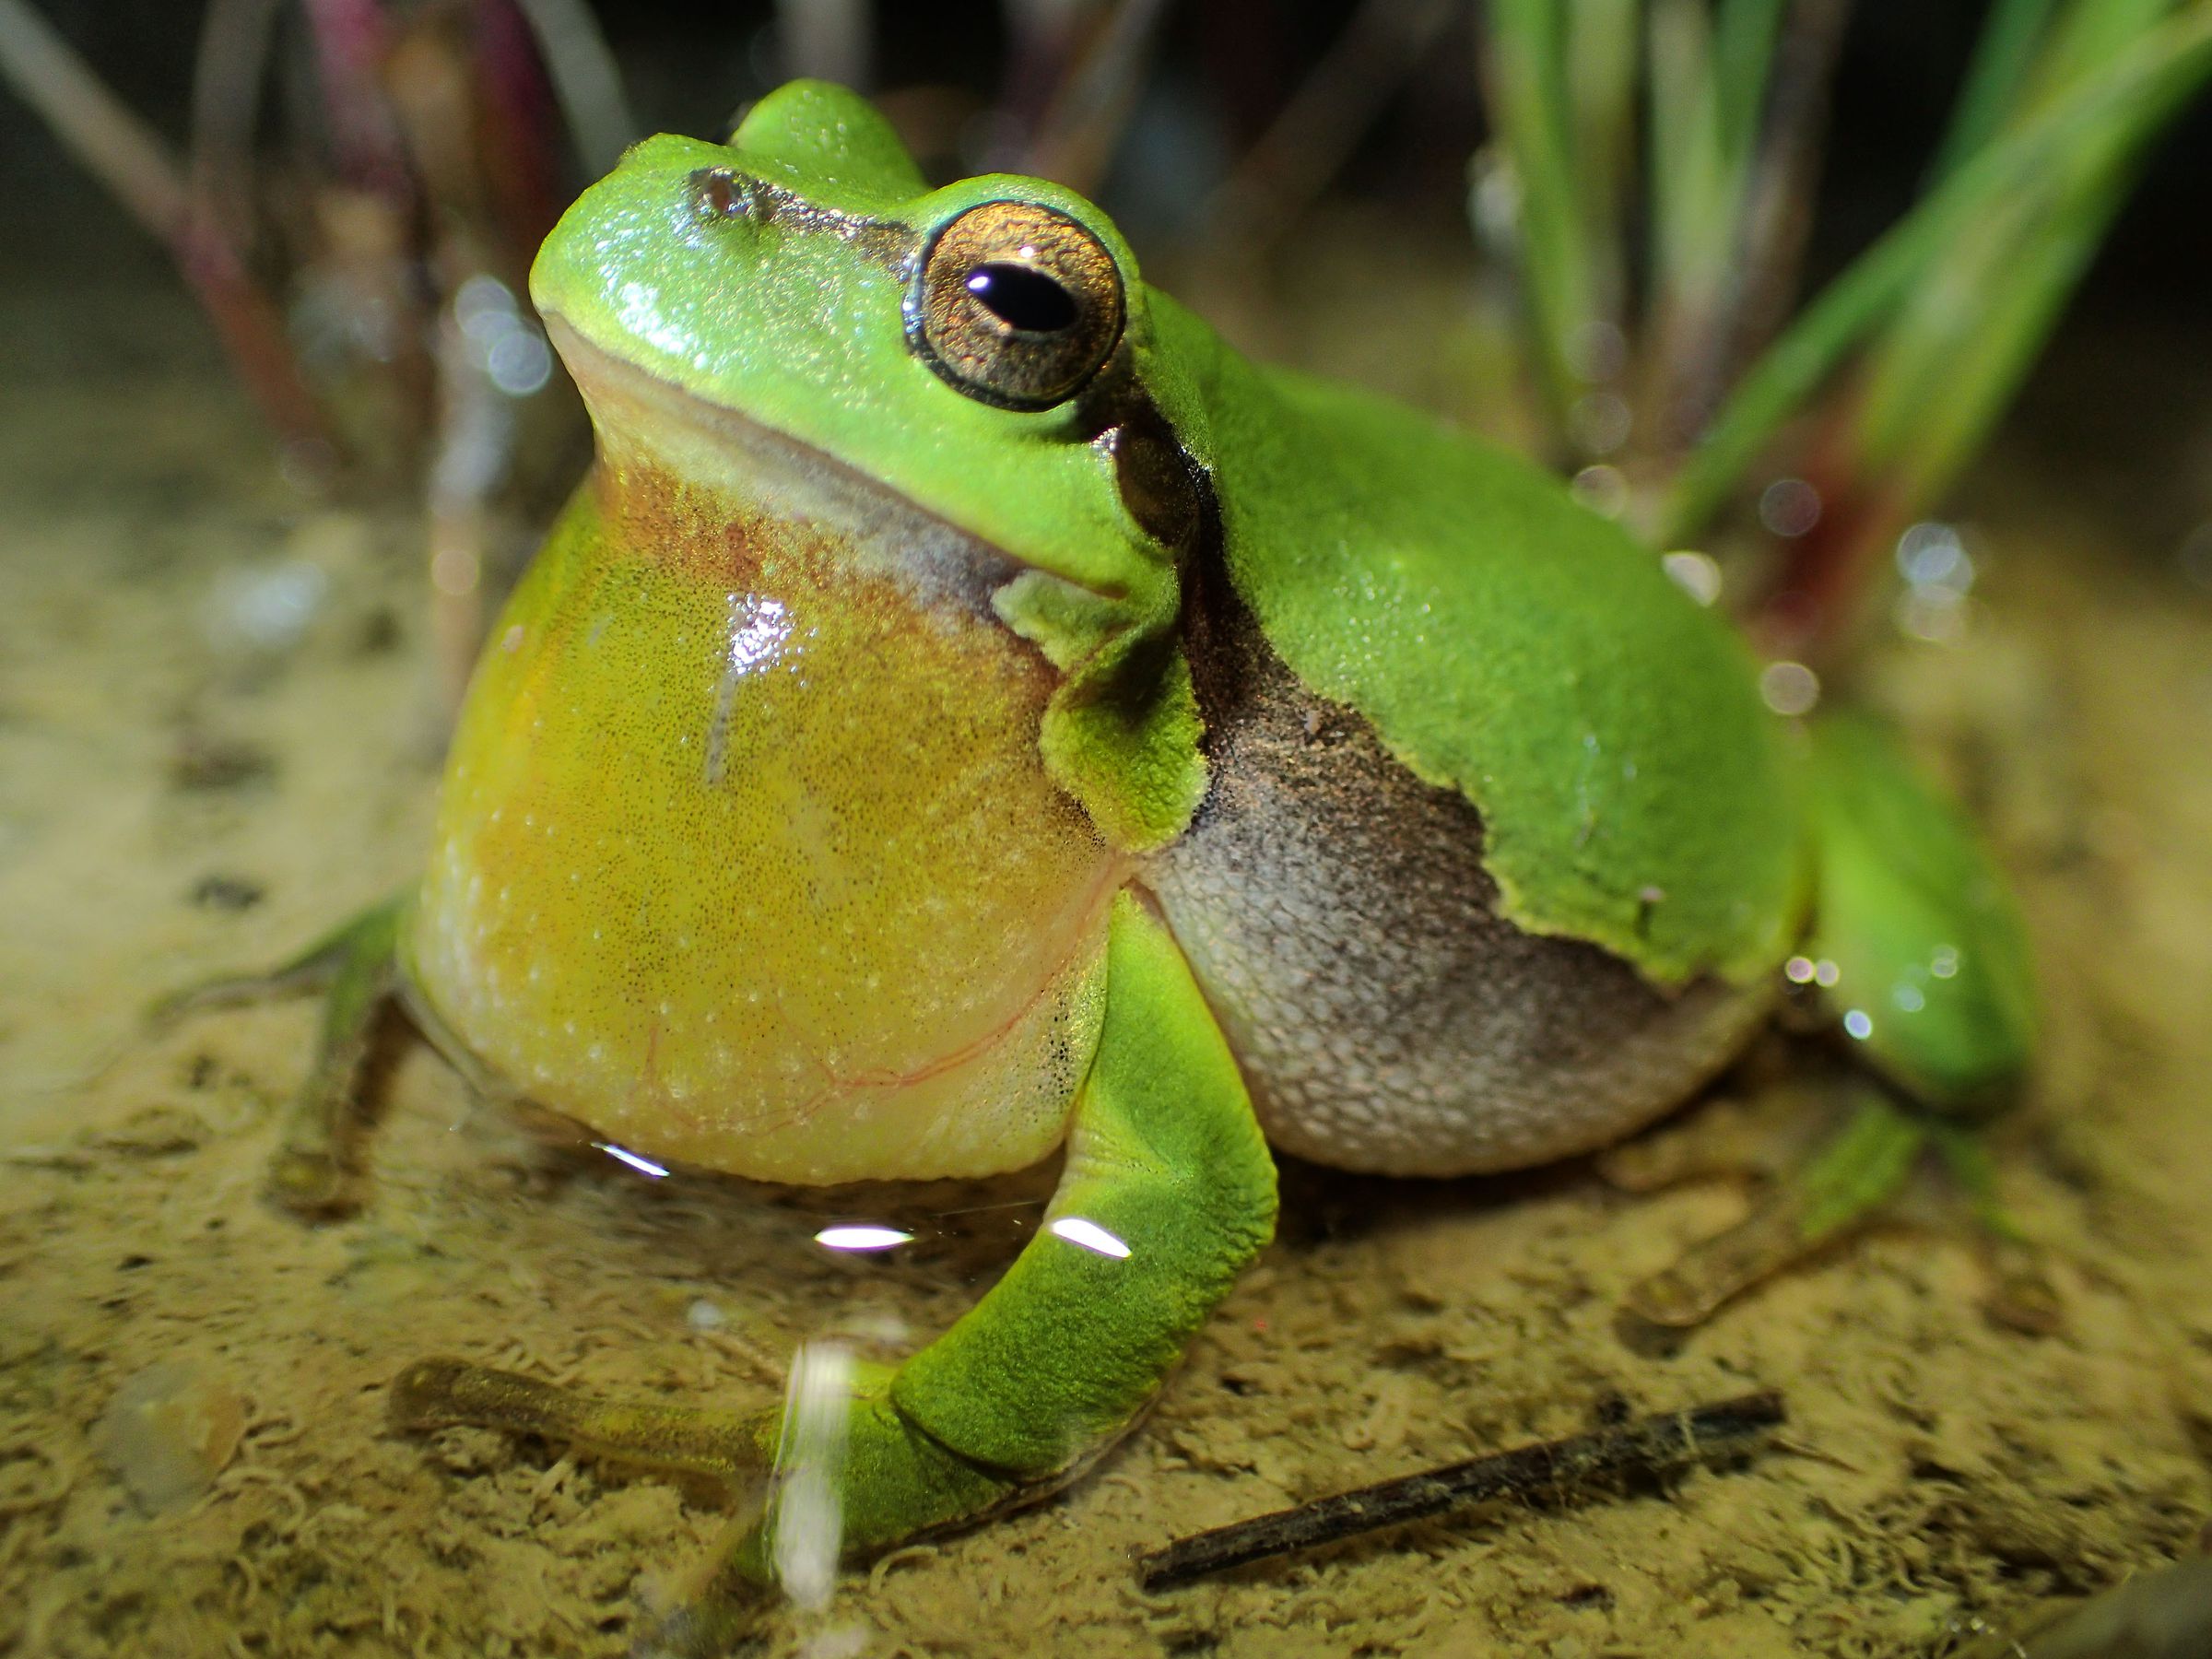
xmin=167 ymin=735 xmax=275 ymax=792
xmin=190 ymin=874 xmax=265 ymax=911
xmin=686 ymin=1299 xmax=727 ymax=1332
xmin=94 ymin=1360 xmax=246 ymax=1514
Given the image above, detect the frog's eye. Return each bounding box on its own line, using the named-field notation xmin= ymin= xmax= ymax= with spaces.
xmin=908 ymin=201 xmax=1126 ymax=412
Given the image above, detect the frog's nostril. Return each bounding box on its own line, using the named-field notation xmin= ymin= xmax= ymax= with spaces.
xmin=966 ymin=264 xmax=1078 ymax=334
xmin=695 ymin=169 xmax=757 ymax=219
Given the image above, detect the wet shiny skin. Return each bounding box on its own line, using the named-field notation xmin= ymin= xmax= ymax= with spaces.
xmin=405 ymin=462 xmax=1119 ymax=1185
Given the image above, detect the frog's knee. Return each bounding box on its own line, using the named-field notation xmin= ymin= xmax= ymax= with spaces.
xmin=1800 ymin=712 xmax=2035 ymax=1112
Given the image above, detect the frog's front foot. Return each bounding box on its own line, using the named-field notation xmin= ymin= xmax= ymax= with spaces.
xmin=1613 ymin=1087 xmax=2059 ymax=1335
xmin=391 ymin=1352 xmax=1040 ymax=1656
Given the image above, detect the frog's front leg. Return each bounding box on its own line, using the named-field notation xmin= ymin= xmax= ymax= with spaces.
xmin=156 ymin=893 xmax=409 ymax=1218
xmin=1627 ymin=712 xmax=2041 ymax=1328
xmin=393 ymin=891 xmax=1278 ymax=1647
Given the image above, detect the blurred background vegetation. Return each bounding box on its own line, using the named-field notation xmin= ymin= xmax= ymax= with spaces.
xmin=5 ymin=0 xmax=2210 ymax=689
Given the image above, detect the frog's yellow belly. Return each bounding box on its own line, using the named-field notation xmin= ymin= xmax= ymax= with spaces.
xmin=402 ymin=382 xmax=1118 ymax=1184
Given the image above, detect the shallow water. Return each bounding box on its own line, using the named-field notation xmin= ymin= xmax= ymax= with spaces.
xmin=3 ymin=270 xmax=2210 ymax=1659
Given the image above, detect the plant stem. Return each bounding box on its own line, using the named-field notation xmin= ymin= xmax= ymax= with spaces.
xmin=511 ymin=0 xmax=635 ymax=174
xmin=1206 ymin=0 xmax=1457 ymax=249
xmin=1019 ymin=0 xmax=1177 ymax=195
xmin=0 ymin=0 xmax=334 ymax=462
xmin=1925 ymin=0 xmax=2061 ymax=182
xmin=1483 ymin=0 xmax=1604 ymax=441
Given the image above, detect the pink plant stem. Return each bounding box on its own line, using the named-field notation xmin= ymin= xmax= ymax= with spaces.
xmin=176 ymin=218 xmax=341 ymax=466
xmin=472 ymin=0 xmax=566 ymax=257
xmin=301 ymin=0 xmax=413 ymax=195
xmin=0 ymin=0 xmax=333 ymax=460
xmin=1747 ymin=394 xmax=1906 ymax=668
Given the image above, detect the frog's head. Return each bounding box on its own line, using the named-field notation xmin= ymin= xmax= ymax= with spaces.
xmin=529 ymin=79 xmax=1214 ymax=604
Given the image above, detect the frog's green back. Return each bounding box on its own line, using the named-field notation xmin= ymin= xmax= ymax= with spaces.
xmin=1168 ymin=307 xmax=1806 ymax=986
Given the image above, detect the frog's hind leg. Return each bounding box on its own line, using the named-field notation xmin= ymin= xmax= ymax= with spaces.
xmin=387 ymin=891 xmax=1279 ymax=1651
xmin=1625 ymin=712 xmax=2043 ymax=1329
xmin=1622 ymin=1086 xmax=1927 ymax=1326
xmin=156 ymin=894 xmax=409 ymax=1218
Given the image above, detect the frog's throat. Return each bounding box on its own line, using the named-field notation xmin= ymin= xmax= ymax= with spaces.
xmin=406 ymin=330 xmax=1133 ymax=1182
xmin=545 ymin=314 xmax=1039 ymax=618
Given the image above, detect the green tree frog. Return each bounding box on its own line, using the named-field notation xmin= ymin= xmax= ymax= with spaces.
xmin=187 ymin=81 xmax=2035 ymax=1645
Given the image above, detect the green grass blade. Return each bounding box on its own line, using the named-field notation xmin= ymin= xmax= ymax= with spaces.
xmin=1645 ymin=0 xmax=1726 ymax=307
xmin=2027 ymin=0 xmax=2180 ymax=95
xmin=1485 ymin=0 xmax=1594 ymax=429
xmin=1853 ymin=31 xmax=2193 ymax=518
xmin=1926 ymin=0 xmax=2061 ymax=181
xmin=1654 ymin=5 xmax=2212 ymax=547
xmin=1565 ymin=0 xmax=1641 ymax=335
xmin=1712 ymin=0 xmax=1791 ymax=156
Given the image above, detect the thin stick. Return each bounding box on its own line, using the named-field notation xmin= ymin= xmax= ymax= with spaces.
xmin=1202 ymin=0 xmax=1457 ymax=249
xmin=1136 ymin=1389 xmax=1785 ymax=1591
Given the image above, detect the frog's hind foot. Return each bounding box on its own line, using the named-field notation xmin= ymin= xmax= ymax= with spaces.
xmin=157 ymin=895 xmax=410 ymax=1220
xmin=1622 ymin=1088 xmax=1927 ymax=1328
xmin=1926 ymin=1122 xmax=2064 ymax=1335
xmin=627 ymin=1571 xmax=772 ymax=1659
xmin=1617 ymin=1088 xmax=2060 ymax=1334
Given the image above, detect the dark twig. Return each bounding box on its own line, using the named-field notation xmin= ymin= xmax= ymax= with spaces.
xmin=1136 ymin=1389 xmax=1786 ymax=1591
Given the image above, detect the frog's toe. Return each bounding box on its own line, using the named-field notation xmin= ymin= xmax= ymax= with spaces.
xmin=265 ymin=1135 xmax=361 ymax=1218
xmin=389 ymin=1351 xmax=780 ymax=1653
xmin=145 ymin=968 xmax=319 ymax=1031
xmin=629 ymin=1582 xmax=769 ymax=1659
xmin=1926 ymin=1124 xmax=2064 ymax=1335
xmin=1626 ymin=1190 xmax=1834 ymax=1328
xmin=390 ymin=1352 xmax=1034 ymax=1648
xmin=388 ymin=1358 xmax=763 ymax=1483
xmin=1624 ymin=1089 xmax=1926 ymax=1327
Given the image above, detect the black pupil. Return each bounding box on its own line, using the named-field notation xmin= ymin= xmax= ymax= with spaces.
xmin=965 ymin=263 xmax=1078 ymax=333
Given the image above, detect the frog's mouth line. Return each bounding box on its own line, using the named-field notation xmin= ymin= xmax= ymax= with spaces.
xmin=541 ymin=314 xmax=1082 ymax=623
